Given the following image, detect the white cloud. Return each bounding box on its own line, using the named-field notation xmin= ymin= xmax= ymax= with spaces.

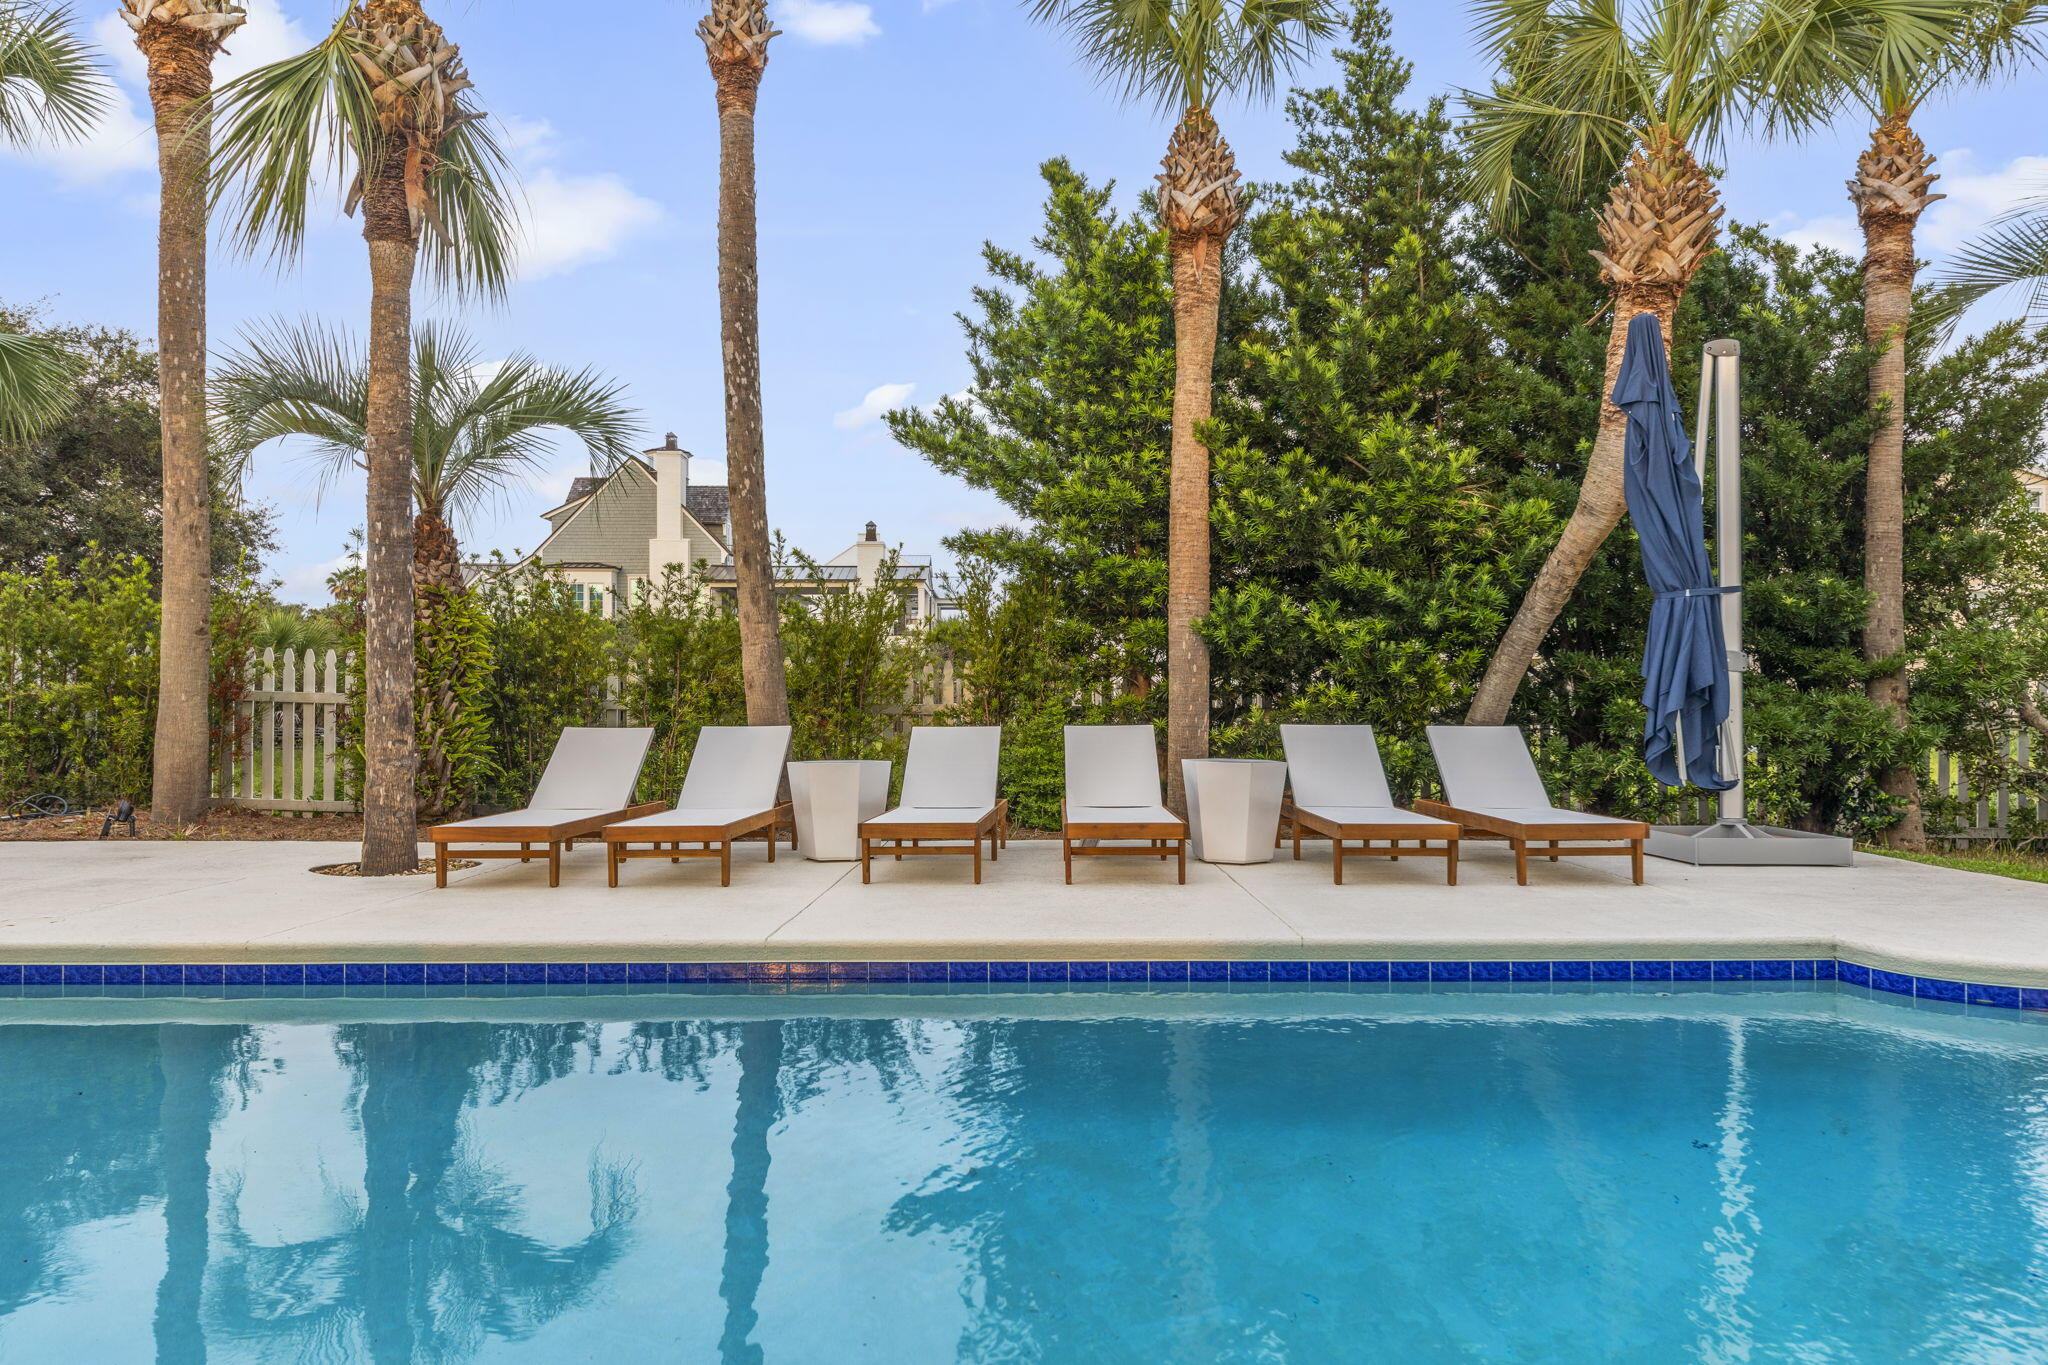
xmin=517 ymin=166 xmax=664 ymax=280
xmin=776 ymin=0 xmax=880 ymax=45
xmin=835 ymin=381 xmax=916 ymax=430
xmin=278 ymin=552 xmax=355 ymax=604
xmin=496 ymin=116 xmax=663 ymax=281
xmin=1921 ymin=151 xmax=2048 ymax=255
xmin=1773 ymin=211 xmax=1862 ymax=258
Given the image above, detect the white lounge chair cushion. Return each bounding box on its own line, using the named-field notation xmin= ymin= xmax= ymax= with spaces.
xmin=607 ymin=806 xmax=774 ymax=833
xmin=677 ymin=726 xmax=790 ymax=811
xmin=1281 ymin=724 xmax=1395 ymax=808
xmin=899 ymin=727 xmax=1001 ymax=808
xmin=1425 ymin=725 xmax=1553 ymax=810
xmin=1067 ymin=803 xmax=1181 ymax=827
xmin=1064 ymin=725 xmax=1163 ymax=807
xmin=436 ymin=808 xmax=614 ymax=832
xmin=865 ymin=805 xmax=994 ymax=827
xmin=527 ymin=726 xmax=656 ymax=810
xmin=1467 ymin=807 xmax=1641 ymax=830
xmin=1293 ymin=804 xmax=1454 ymax=829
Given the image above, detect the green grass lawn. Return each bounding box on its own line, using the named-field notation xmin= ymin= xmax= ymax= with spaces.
xmin=1867 ymin=847 xmax=2048 ymax=886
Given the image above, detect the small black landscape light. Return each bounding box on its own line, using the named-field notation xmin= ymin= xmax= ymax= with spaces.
xmin=99 ymin=799 xmax=136 ymax=840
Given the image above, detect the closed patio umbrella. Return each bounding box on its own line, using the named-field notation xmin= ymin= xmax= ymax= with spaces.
xmin=1617 ymin=312 xmax=1735 ymax=790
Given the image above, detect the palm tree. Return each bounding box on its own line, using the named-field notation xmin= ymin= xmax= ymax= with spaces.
xmin=214 ymin=318 xmax=632 ymax=817
xmin=1811 ymin=0 xmax=2041 ymax=850
xmin=1457 ymin=0 xmax=1956 ymax=728
xmin=209 ymin=0 xmax=517 ymax=874
xmin=0 ymin=2 xmax=104 ymax=442
xmin=699 ymin=0 xmax=792 ymax=728
xmin=120 ymin=1 xmax=246 ymax=829
xmin=1027 ymin=0 xmax=1339 ymax=812
xmin=212 ymin=319 xmax=637 ymax=591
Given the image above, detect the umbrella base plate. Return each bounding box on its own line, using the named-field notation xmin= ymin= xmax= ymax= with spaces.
xmin=1648 ymin=823 xmax=1854 ymax=867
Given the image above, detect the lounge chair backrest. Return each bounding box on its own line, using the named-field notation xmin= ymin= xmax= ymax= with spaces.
xmin=900 ymin=726 xmax=1001 ymax=808
xmin=1281 ymin=724 xmax=1393 ymax=807
xmin=1425 ymin=725 xmax=1552 ymax=809
xmin=528 ymin=727 xmax=656 ymax=810
xmin=1065 ymin=725 xmax=1162 ymax=806
xmin=678 ymin=725 xmax=791 ymax=811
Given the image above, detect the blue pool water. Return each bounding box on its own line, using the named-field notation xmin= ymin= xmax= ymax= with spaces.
xmin=2 ymin=985 xmax=2046 ymax=1362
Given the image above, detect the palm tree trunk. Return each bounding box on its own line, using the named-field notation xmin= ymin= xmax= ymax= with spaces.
xmin=413 ymin=508 xmax=464 ymax=822
xmin=1853 ymin=110 xmax=1938 ymax=851
xmin=1164 ymin=232 xmax=1225 ymax=814
xmin=360 ymin=150 xmax=421 ymax=876
xmin=140 ymin=21 xmax=218 ymax=827
xmin=1465 ymin=287 xmax=1677 ymax=724
xmin=1156 ymin=106 xmax=1243 ymax=816
xmin=709 ymin=45 xmax=790 ymax=728
xmin=1466 ymin=130 xmax=1720 ymax=727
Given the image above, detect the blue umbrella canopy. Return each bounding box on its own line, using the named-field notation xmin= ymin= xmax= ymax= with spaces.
xmin=1616 ymin=312 xmax=1736 ymax=790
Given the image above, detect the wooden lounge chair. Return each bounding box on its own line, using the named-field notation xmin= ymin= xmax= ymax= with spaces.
xmin=859 ymin=726 xmax=1008 ymax=884
xmin=603 ymin=725 xmax=793 ymax=887
xmin=429 ymin=727 xmax=659 ymax=888
xmin=1062 ymin=724 xmax=1188 ymax=884
xmin=1416 ymin=725 xmax=1648 ymax=885
xmin=1280 ymin=724 xmax=1460 ymax=884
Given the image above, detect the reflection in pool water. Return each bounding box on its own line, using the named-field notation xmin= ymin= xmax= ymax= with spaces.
xmin=0 ymin=990 xmax=2045 ymax=1362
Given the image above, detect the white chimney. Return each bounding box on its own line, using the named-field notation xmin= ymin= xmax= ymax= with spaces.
xmin=851 ymin=520 xmax=888 ymax=588
xmin=647 ymin=433 xmax=695 ymax=579
xmin=651 ymin=433 xmax=689 ymax=543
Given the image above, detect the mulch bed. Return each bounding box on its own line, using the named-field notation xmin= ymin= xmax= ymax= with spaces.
xmin=311 ymin=858 xmax=479 ymax=877
xmin=0 ymin=806 xmax=433 ymax=843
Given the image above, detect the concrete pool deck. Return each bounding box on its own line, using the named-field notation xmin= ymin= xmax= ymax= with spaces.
xmin=1 ymin=837 xmax=2044 ymax=985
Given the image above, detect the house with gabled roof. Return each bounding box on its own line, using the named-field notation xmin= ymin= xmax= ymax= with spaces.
xmin=512 ymin=433 xmax=941 ymax=629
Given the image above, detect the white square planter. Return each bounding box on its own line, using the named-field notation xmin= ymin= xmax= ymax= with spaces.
xmin=787 ymin=760 xmax=892 ymax=861
xmin=1181 ymin=759 xmax=1287 ymax=864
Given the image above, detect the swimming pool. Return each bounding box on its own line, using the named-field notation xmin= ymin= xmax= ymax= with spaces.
xmin=1 ymin=983 xmax=2044 ymax=1362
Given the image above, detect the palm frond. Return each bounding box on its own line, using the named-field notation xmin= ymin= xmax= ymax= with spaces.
xmin=1743 ymin=0 xmax=1991 ymax=134
xmin=205 ymin=11 xmax=520 ymax=297
xmin=1025 ymin=0 xmax=1339 ymax=114
xmin=212 ymin=316 xmax=637 ymax=527
xmin=0 ymin=328 xmax=79 ymax=442
xmin=1926 ymin=195 xmax=2048 ymax=339
xmin=0 ymin=0 xmax=108 ymax=147
xmin=211 ymin=317 xmax=372 ymax=495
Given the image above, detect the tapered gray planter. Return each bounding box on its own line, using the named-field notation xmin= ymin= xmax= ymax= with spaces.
xmin=788 ymin=760 xmax=892 ymax=861
xmin=1181 ymin=759 xmax=1287 ymax=864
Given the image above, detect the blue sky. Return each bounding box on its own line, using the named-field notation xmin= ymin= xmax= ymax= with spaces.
xmin=4 ymin=0 xmax=2043 ymax=603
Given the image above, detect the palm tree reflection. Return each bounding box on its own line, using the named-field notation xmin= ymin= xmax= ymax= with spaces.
xmin=209 ymin=1022 xmax=639 ymax=1362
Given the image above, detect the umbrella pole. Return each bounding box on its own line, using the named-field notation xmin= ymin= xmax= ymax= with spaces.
xmin=1708 ymin=340 xmax=1750 ymax=827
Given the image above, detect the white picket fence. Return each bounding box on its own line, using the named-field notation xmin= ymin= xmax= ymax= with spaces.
xmin=215 ymin=650 xmax=969 ymax=814
xmin=1930 ymin=732 xmax=2046 ymax=842
xmin=216 ymin=648 xmax=353 ymax=813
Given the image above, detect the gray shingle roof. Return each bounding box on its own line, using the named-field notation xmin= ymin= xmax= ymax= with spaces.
xmin=686 ymin=485 xmax=729 ymax=525
xmin=566 ymin=476 xmax=603 ymax=503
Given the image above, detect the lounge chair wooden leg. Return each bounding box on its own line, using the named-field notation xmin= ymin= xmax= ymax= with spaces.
xmin=1548 ymin=840 xmax=1561 ymax=863
xmin=607 ymin=842 xmax=618 ymax=888
xmin=1177 ymin=839 xmax=1186 ymax=885
xmin=1293 ymin=823 xmax=1302 ymax=860
xmin=435 ymin=850 xmax=447 ymax=888
xmin=1334 ymin=841 xmax=1344 ymax=885
xmin=1063 ymin=836 xmax=1073 ymax=885
xmin=721 ymin=841 xmax=732 ymax=888
xmin=1513 ymin=839 xmax=1528 ymax=886
xmin=973 ymin=841 xmax=982 ymax=884
xmin=548 ymin=843 xmax=561 ymax=888
xmin=1390 ymin=840 xmax=1400 ymax=863
xmin=1632 ymin=838 xmax=1645 ymax=885
xmin=767 ymin=829 xmax=776 ymax=864
xmin=1447 ymin=838 xmax=1460 ymax=886
xmin=519 ymin=841 xmax=531 ymax=864
xmin=861 ymin=839 xmax=871 ymax=884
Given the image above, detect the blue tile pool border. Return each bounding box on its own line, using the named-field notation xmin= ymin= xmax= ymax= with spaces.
xmin=0 ymin=956 xmax=2041 ymax=1013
